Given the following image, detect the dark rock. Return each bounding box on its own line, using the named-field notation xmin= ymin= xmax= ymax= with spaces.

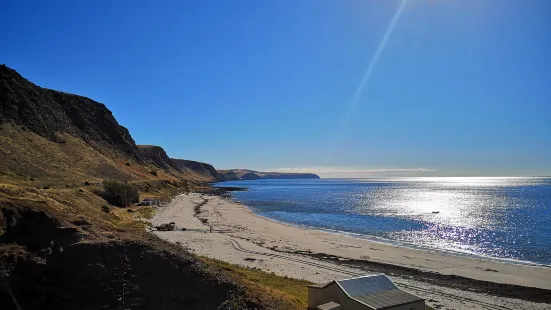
xmin=0 ymin=65 xmax=141 ymax=161
xmin=71 ymin=218 xmax=91 ymax=226
xmin=0 ymin=207 xmax=81 ymax=252
xmin=1 ymin=242 xmax=250 ymax=309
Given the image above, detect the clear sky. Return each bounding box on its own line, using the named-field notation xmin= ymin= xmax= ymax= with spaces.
xmin=2 ymin=0 xmax=550 ymax=177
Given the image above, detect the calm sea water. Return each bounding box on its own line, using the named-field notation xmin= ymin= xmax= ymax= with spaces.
xmin=217 ymin=177 xmax=551 ymax=265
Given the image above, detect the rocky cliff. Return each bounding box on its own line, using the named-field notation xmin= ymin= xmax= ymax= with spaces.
xmin=137 ymin=145 xmax=180 ymax=173
xmin=171 ymin=158 xmax=221 ymax=181
xmin=0 ymin=65 xmax=140 ymax=160
xmin=0 ymin=65 xmax=222 ymax=183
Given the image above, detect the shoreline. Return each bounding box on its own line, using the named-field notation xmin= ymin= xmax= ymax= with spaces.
xmin=222 ymin=196 xmax=551 ymax=291
xmin=152 ymin=193 xmax=551 ymax=309
xmin=215 ymin=179 xmax=551 ymax=269
xmin=237 ymin=199 xmax=551 ymax=269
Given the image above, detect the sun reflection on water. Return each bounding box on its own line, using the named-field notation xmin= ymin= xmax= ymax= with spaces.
xmin=223 ymin=177 xmax=551 ymax=264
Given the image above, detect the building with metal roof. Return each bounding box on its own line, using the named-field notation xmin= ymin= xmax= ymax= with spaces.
xmin=307 ymin=274 xmax=425 ymax=310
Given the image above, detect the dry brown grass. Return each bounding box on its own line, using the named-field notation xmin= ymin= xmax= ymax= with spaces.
xmin=199 ymin=256 xmax=310 ymax=309
xmin=0 ymin=124 xmax=210 ymax=187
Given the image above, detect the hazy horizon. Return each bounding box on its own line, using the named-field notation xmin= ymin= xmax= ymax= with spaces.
xmin=3 ymin=0 xmax=550 ymax=176
xmin=241 ymin=167 xmax=551 ymax=178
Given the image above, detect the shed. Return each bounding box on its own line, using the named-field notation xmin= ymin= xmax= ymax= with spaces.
xmin=308 ymin=274 xmax=424 ymax=310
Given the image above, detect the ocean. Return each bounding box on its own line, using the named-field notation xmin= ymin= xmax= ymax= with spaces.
xmin=216 ymin=177 xmax=551 ymax=266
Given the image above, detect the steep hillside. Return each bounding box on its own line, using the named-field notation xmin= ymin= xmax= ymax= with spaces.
xmin=0 ymin=65 xmax=220 ymax=184
xmin=218 ymin=169 xmax=320 ymax=181
xmin=171 ymin=158 xmax=221 ymax=181
xmin=137 ymin=145 xmax=180 ymax=173
xmin=0 ymin=65 xmax=155 ymax=183
xmin=0 ymin=65 xmax=140 ymax=160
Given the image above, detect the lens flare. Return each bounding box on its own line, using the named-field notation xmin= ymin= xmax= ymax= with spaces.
xmin=350 ymin=0 xmax=408 ymax=109
xmin=326 ymin=0 xmax=408 ymax=163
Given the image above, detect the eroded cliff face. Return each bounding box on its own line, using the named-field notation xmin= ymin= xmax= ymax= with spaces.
xmin=0 ymin=65 xmax=140 ymax=160
xmin=171 ymin=158 xmax=222 ymax=181
xmin=137 ymin=145 xmax=180 ymax=172
xmin=0 ymin=65 xmax=223 ymax=183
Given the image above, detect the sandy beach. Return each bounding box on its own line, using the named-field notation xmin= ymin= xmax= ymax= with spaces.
xmin=152 ymin=193 xmax=551 ymax=310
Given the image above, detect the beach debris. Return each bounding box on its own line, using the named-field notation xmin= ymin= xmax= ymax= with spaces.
xmin=431 ymin=211 xmax=440 ymax=214
xmin=244 ymin=258 xmax=256 ymax=261
xmin=155 ymin=222 xmax=176 ymax=231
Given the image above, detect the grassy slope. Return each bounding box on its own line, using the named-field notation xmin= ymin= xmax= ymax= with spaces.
xmin=0 ymin=124 xmax=160 ymax=185
xmin=200 ymin=257 xmax=310 ymax=309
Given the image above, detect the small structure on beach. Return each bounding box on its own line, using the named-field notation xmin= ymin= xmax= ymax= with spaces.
xmin=308 ymin=274 xmax=424 ymax=310
xmin=139 ymin=198 xmax=160 ymax=206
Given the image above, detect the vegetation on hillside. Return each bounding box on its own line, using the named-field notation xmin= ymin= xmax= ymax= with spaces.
xmin=100 ymin=180 xmax=139 ymax=207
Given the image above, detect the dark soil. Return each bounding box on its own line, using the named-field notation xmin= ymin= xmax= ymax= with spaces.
xmin=0 ymin=205 xmax=254 ymax=310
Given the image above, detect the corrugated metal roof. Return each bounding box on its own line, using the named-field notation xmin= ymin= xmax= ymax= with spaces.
xmin=336 ymin=274 xmax=423 ymax=310
xmin=316 ymin=301 xmax=341 ymax=310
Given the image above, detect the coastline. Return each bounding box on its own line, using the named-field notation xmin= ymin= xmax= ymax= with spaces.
xmin=215 ymin=177 xmax=551 ymax=269
xmin=241 ymin=201 xmax=551 ymax=269
xmin=152 ymin=193 xmax=551 ymax=310
xmin=220 ymin=196 xmax=551 ymax=290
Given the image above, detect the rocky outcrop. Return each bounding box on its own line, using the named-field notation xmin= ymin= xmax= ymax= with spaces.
xmin=218 ymin=169 xmax=320 ymax=181
xmin=171 ymin=159 xmax=222 ymax=181
xmin=0 ymin=206 xmax=81 ymax=253
xmin=136 ymin=145 xmax=223 ymax=181
xmin=137 ymin=145 xmax=179 ymax=172
xmin=0 ymin=65 xmax=141 ymax=160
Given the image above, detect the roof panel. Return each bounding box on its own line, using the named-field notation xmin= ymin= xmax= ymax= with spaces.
xmin=336 ymin=274 xmax=397 ymax=297
xmin=353 ymin=290 xmax=424 ymax=309
xmin=335 ymin=274 xmax=423 ymax=309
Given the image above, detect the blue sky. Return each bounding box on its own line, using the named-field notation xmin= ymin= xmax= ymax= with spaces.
xmin=2 ymin=0 xmax=550 ymax=177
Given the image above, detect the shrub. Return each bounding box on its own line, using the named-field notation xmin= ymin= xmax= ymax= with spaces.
xmin=150 ymin=170 xmax=158 ymax=176
xmin=101 ymin=205 xmax=110 ymax=213
xmin=125 ymin=162 xmax=131 ymax=166
xmin=84 ymin=181 xmax=90 ymax=186
xmin=100 ymin=180 xmax=139 ymax=207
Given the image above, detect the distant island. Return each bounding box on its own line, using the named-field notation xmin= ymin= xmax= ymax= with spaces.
xmin=217 ymin=169 xmax=320 ymax=181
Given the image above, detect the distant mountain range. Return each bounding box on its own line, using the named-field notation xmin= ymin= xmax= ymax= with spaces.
xmin=217 ymin=169 xmax=320 ymax=181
